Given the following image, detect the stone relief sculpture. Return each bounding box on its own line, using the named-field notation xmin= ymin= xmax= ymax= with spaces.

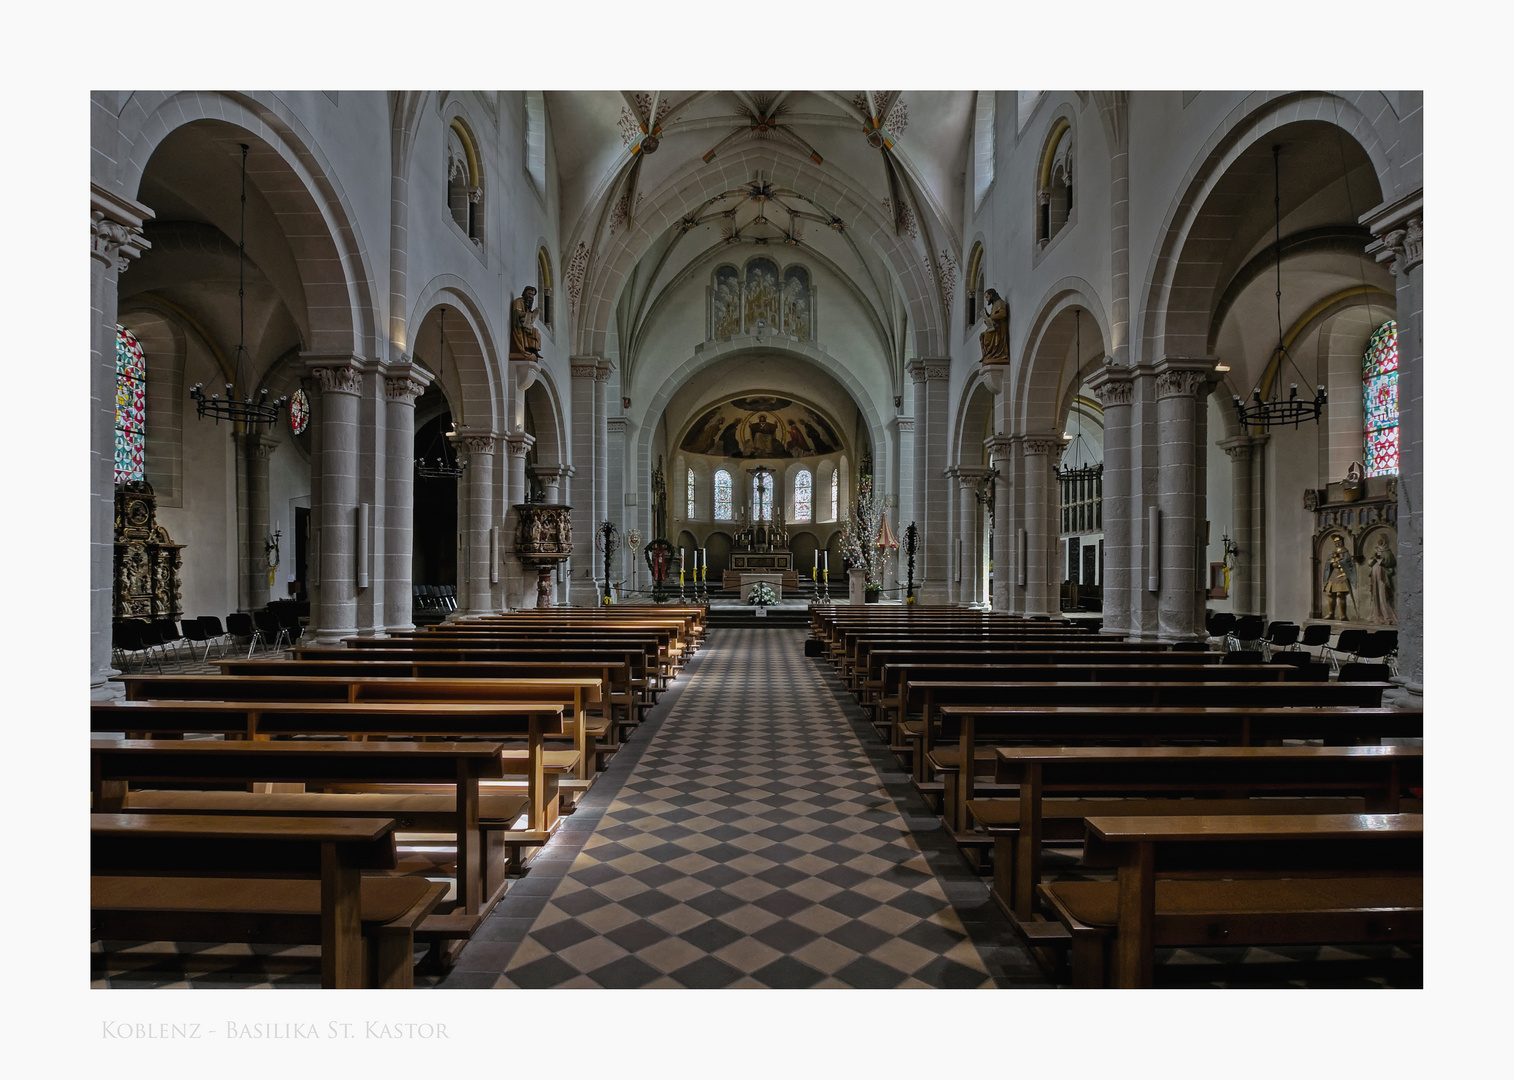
xmin=1321 ymin=533 xmax=1356 ymax=620
xmin=1365 ymin=534 xmax=1397 ymax=624
xmin=980 ymin=288 xmax=1008 ymax=361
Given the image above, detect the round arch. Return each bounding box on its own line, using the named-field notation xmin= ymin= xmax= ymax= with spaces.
xmin=113 ymin=92 xmax=379 ymax=360
xmin=410 ymin=276 xmax=505 ymax=436
xmin=1009 ymin=279 xmax=1112 ymax=436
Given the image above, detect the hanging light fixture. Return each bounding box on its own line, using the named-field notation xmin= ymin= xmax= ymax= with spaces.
xmin=416 ymin=306 xmax=467 ymax=480
xmin=1057 ymin=309 xmax=1103 ymax=482
xmin=1233 ymin=145 xmax=1327 ymax=429
xmin=190 ymin=143 xmax=287 ymax=426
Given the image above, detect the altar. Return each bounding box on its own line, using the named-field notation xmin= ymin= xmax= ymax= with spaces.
xmin=737 ymin=573 xmax=786 ymax=603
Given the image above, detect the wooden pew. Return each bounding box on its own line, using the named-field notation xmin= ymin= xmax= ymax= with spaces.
xmin=933 ymin=700 xmax=1419 ymax=833
xmin=1038 ymin=813 xmax=1423 ymax=987
xmin=968 ymin=743 xmax=1423 ymax=928
xmin=902 ymin=679 xmax=1391 ymax=785
xmin=90 ymin=704 xmax=563 ymax=917
xmin=92 ymin=812 xmax=443 ymax=989
xmin=116 ymin=673 xmax=609 ymax=787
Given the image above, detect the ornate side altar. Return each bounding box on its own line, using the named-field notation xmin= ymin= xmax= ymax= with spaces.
xmin=1303 ymin=475 xmax=1397 ymax=624
xmin=113 ymin=480 xmax=185 ymax=621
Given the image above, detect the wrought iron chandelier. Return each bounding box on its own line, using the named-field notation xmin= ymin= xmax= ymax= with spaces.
xmin=190 ymin=144 xmax=287 ymax=426
xmin=1057 ymin=309 xmax=1103 ymax=482
xmin=415 ymin=306 xmax=467 ymax=480
xmin=1233 ymin=145 xmax=1327 ymax=429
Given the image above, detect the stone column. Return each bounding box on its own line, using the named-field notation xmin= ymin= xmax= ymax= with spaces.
xmin=1365 ymin=195 xmax=1423 ymax=702
xmin=1153 ymin=359 xmax=1215 ymax=642
xmin=955 ymin=468 xmax=992 ymax=605
xmin=238 ymin=432 xmax=277 ymax=611
xmin=569 ymin=360 xmax=599 ymax=604
xmin=1217 ymin=434 xmax=1266 ymax=616
xmin=453 ymin=434 xmax=496 ymax=615
xmin=91 ymin=184 xmax=153 ymax=695
xmin=888 ymin=415 xmax=915 ymax=593
xmin=594 ymin=360 xmax=614 ymax=536
xmin=986 ymin=435 xmax=1014 ymax=612
xmin=503 ymin=431 xmax=536 ymax=609
xmin=606 ymin=416 xmax=630 ymax=582
xmin=1089 ymin=367 xmax=1134 ymax=636
xmin=1019 ymin=435 xmax=1062 ymax=617
xmin=907 ymin=360 xmax=952 ymax=603
xmin=307 ymin=359 xmax=364 ymax=644
xmin=383 ymin=368 xmax=429 ymax=632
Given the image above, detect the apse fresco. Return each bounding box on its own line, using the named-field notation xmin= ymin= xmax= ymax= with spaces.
xmin=680 ymin=397 xmax=843 ymax=459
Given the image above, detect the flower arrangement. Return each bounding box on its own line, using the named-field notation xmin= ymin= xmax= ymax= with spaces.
xmin=840 ymin=472 xmax=889 ymax=590
xmin=747 ymin=581 xmax=779 ymax=607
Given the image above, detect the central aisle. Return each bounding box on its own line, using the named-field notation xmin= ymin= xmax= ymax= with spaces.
xmin=449 ymin=627 xmax=1043 ymax=989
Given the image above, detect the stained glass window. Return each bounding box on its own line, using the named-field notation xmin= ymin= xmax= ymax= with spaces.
xmin=794 ymin=469 xmax=812 ymax=522
xmin=831 ymin=471 xmax=839 ymax=520
xmin=752 ymin=474 xmax=773 ymax=521
xmin=114 ymin=325 xmax=146 ymax=484
xmin=714 ymin=470 xmax=733 ymax=520
xmin=289 ymin=388 xmax=310 ymax=435
xmin=686 ymin=468 xmax=696 ymax=518
xmin=1363 ymin=320 xmax=1398 ymax=477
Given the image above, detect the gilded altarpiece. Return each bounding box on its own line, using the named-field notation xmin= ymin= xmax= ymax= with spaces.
xmin=113 ymin=480 xmax=185 ymax=620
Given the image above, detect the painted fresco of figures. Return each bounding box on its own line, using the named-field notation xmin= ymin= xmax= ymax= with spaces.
xmin=1366 ymin=535 xmax=1397 ymax=624
xmin=782 ymin=267 xmax=811 ymax=341
xmin=744 ymin=260 xmax=779 ymax=331
xmin=711 ymin=266 xmax=741 ymax=340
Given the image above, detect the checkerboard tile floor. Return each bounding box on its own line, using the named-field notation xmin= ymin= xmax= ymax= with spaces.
xmin=464 ymin=628 xmax=1041 ymax=989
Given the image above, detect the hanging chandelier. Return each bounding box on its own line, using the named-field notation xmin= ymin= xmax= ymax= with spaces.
xmin=1233 ymin=145 xmax=1326 ymax=430
xmin=190 ymin=144 xmax=287 ymax=426
xmin=415 ymin=306 xmax=467 ymax=480
xmin=1057 ymin=309 xmax=1103 ymax=482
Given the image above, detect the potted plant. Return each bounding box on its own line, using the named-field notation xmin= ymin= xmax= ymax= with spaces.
xmin=748 ymin=580 xmax=778 ymax=613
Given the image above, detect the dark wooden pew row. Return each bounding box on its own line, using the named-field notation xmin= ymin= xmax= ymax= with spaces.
xmin=1040 ymin=813 xmax=1423 ymax=987
xmin=90 ymin=737 xmax=519 ymax=947
xmin=902 ymin=679 xmax=1392 ymax=786
xmin=214 ymin=656 xmax=646 ymax=733
xmin=851 ymin=639 xmax=1191 ymax=697
xmin=90 ymin=701 xmax=565 ymax=919
xmin=116 ymin=673 xmax=609 ymax=787
xmin=92 ymin=812 xmax=442 ymax=989
xmin=830 ymin=624 xmax=1102 ymax=675
xmin=966 ymin=743 xmax=1423 ymax=931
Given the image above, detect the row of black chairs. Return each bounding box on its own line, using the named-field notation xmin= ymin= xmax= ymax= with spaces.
xmin=1205 ymin=612 xmax=1398 ymax=675
xmin=413 ymin=584 xmax=457 ymax=612
xmin=111 ymin=608 xmax=300 ymax=671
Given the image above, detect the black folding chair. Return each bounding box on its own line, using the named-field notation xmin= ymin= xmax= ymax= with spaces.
xmin=198 ymin=616 xmax=231 ymax=660
xmin=1357 ymin=630 xmax=1399 ymax=676
xmin=1261 ymin=621 xmax=1299 ymax=661
xmin=254 ymin=609 xmax=289 ymax=653
xmin=1227 ymin=615 xmax=1264 ymax=653
xmin=1321 ymin=628 xmax=1368 ymax=674
xmin=226 ymin=612 xmax=265 ymax=659
xmin=1299 ymin=623 xmax=1333 ymax=663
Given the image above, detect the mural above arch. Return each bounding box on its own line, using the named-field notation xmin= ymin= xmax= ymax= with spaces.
xmin=680 ymin=395 xmax=844 ymax=459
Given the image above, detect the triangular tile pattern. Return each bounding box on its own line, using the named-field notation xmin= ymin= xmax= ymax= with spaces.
xmin=493 ymin=628 xmax=1012 ymax=989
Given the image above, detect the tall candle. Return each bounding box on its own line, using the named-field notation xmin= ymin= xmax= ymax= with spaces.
xmin=680 ymin=549 xmax=686 ymax=570
xmin=823 ymin=551 xmax=829 ymax=570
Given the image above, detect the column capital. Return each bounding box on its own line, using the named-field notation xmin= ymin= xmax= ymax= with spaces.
xmin=907 ymin=358 xmax=951 ymax=382
xmin=1216 ymin=433 xmax=1268 ymax=461
xmin=596 ymin=358 xmax=617 ymax=381
xmin=384 ymin=373 xmax=429 ymax=404
xmin=504 ymin=431 xmax=536 ymax=459
xmin=1361 ymin=190 xmax=1423 ymax=276
xmin=235 ymin=430 xmax=279 ymax=460
xmin=606 ymin=416 xmax=630 ymax=434
xmin=91 ymin=182 xmax=154 ymax=271
xmin=455 ymin=432 xmax=496 ymax=456
xmin=532 ymin=463 xmax=574 ymax=481
xmin=1152 ymin=357 xmax=1217 ymax=400
xmin=1089 ymin=366 xmax=1134 ymax=408
xmin=570 ymin=358 xmax=601 ymax=380
xmin=303 ymin=353 xmax=367 ymax=395
xmin=985 ymin=434 xmax=1015 ymax=462
xmin=1018 ymin=433 xmax=1064 ymax=457
xmin=890 ymin=416 xmax=915 ymax=435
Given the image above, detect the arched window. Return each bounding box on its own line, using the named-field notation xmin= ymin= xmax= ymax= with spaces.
xmin=686 ymin=467 xmax=696 ymax=519
xmin=714 ymin=470 xmax=733 ymax=520
xmin=114 ymin=324 xmax=146 ymax=484
xmin=964 ymin=242 xmax=985 ymax=330
xmin=972 ymin=92 xmax=995 ymax=212
xmin=446 ymin=117 xmax=485 ymax=246
xmin=752 ymin=473 xmax=773 ymax=521
xmin=831 ymin=471 xmax=839 ymax=521
xmin=1037 ymin=117 xmax=1073 ymax=248
xmin=537 ymin=247 xmax=554 ymax=329
xmin=1363 ymin=320 xmax=1399 ymax=477
xmin=793 ymin=469 xmax=813 ymax=522
xmin=524 ymin=90 xmax=547 ymax=195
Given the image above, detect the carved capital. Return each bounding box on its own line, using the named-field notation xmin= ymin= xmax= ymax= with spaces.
xmin=385 ymin=376 xmax=427 ymax=404
xmin=1376 ymin=217 xmax=1423 ymax=276
xmin=892 ymin=417 xmax=915 ymax=435
xmin=985 ymin=434 xmax=1015 ymax=462
xmin=460 ymin=434 xmax=496 ymax=456
xmin=314 ymin=365 xmax=364 ymax=396
xmin=1021 ymin=437 xmax=1062 ymax=457
xmin=570 ymin=364 xmax=599 ymax=380
xmin=91 ymin=183 xmax=153 ymax=273
xmin=926 ymin=364 xmax=949 ymax=380
xmin=467 ymin=186 xmax=483 ymax=204
xmin=1092 ymin=378 xmax=1133 ymax=408
xmin=1154 ymin=368 xmax=1210 ymax=400
xmin=504 ymin=432 xmax=536 ymax=459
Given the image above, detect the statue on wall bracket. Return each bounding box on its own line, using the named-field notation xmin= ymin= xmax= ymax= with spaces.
xmin=979 ymin=288 xmax=1009 ymax=362
xmin=509 ymin=286 xmax=543 ymax=360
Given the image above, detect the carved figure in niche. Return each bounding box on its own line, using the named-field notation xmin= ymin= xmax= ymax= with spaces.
xmin=980 ymin=288 xmax=1009 ymax=362
xmin=1322 ymin=534 xmax=1356 ymax=620
xmin=1366 ymin=536 xmax=1397 ymax=625
xmin=510 ymin=286 xmax=542 ymax=359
